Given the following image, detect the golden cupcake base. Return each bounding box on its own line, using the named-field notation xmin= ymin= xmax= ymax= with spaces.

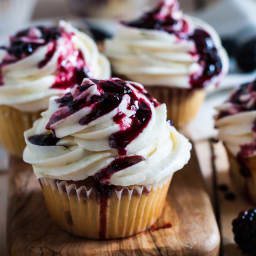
xmin=0 ymin=105 xmax=40 ymax=158
xmin=227 ymin=149 xmax=256 ymax=204
xmin=40 ymin=178 xmax=171 ymax=239
xmin=146 ymin=87 xmax=205 ymax=128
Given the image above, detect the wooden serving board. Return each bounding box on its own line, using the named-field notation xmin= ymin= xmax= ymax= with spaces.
xmin=7 ymin=148 xmax=220 ymax=256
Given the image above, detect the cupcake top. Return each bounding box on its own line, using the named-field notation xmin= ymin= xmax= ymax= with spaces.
xmin=215 ymin=80 xmax=256 ymax=158
xmin=0 ymin=21 xmax=110 ymax=112
xmin=104 ymin=0 xmax=228 ymax=89
xmin=23 ymin=78 xmax=191 ymax=186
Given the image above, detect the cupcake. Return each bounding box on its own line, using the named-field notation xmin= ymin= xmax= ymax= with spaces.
xmin=69 ymin=0 xmax=157 ymax=20
xmin=23 ymin=78 xmax=191 ymax=239
xmin=104 ymin=0 xmax=228 ymax=128
xmin=215 ymin=80 xmax=256 ymax=203
xmin=0 ymin=21 xmax=110 ymax=157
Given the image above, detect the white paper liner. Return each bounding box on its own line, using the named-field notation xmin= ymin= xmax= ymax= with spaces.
xmin=40 ymin=177 xmax=170 ymax=201
xmin=39 ymin=177 xmax=172 ymax=239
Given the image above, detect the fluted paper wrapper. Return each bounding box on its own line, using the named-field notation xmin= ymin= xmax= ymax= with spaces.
xmin=0 ymin=106 xmax=40 ymax=157
xmin=146 ymin=87 xmax=205 ymax=128
xmin=39 ymin=177 xmax=172 ymax=239
xmin=226 ymin=146 xmax=256 ymax=204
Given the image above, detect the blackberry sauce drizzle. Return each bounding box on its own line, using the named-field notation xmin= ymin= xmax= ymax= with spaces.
xmin=0 ymin=25 xmax=89 ymax=88
xmin=0 ymin=26 xmax=61 ymax=85
xmin=124 ymin=0 xmax=222 ymax=89
xmin=29 ymin=78 xmax=160 ymax=238
xmin=47 ymin=79 xmax=159 ymax=154
xmin=30 ymin=78 xmax=158 ymax=180
xmin=94 ymin=155 xmax=144 ymax=238
xmin=218 ymin=80 xmax=256 ymax=119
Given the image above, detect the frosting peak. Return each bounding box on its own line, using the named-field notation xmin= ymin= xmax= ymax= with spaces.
xmin=24 ymin=78 xmax=191 ymax=186
xmin=124 ymin=0 xmax=188 ymax=37
xmin=217 ymin=80 xmax=256 ymax=119
xmin=34 ymin=78 xmax=160 ymax=155
xmin=0 ymin=21 xmax=110 ymax=112
xmin=105 ymin=0 xmax=228 ymax=89
xmin=0 ymin=26 xmax=61 ymax=68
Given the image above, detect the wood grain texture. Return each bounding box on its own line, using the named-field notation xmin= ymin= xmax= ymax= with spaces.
xmin=7 ymin=149 xmax=220 ymax=256
xmin=211 ymin=141 xmax=253 ymax=256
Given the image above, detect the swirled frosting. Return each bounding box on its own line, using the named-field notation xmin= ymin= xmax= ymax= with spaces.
xmin=215 ymin=80 xmax=256 ymax=159
xmin=0 ymin=21 xmax=110 ymax=112
xmin=23 ymin=78 xmax=191 ymax=186
xmin=104 ymin=0 xmax=228 ymax=89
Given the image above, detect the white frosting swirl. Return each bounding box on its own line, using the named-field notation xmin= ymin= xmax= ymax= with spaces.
xmin=0 ymin=21 xmax=110 ymax=112
xmin=23 ymin=78 xmax=191 ymax=186
xmin=215 ymin=110 xmax=256 ymax=156
xmin=104 ymin=1 xmax=228 ymax=89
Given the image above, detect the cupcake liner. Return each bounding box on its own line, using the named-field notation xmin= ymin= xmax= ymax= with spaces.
xmin=39 ymin=177 xmax=172 ymax=239
xmin=226 ymin=147 xmax=256 ymax=204
xmin=146 ymin=87 xmax=205 ymax=128
xmin=0 ymin=106 xmax=40 ymax=157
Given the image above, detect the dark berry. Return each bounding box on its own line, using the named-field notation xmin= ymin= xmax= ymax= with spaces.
xmin=232 ymin=209 xmax=256 ymax=256
xmin=221 ymin=37 xmax=238 ymax=57
xmin=236 ymin=38 xmax=256 ymax=72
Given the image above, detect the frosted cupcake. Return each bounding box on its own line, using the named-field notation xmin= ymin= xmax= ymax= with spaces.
xmin=105 ymin=0 xmax=228 ymax=127
xmin=23 ymin=78 xmax=191 ymax=239
xmin=215 ymin=80 xmax=256 ymax=203
xmin=0 ymin=21 xmax=110 ymax=157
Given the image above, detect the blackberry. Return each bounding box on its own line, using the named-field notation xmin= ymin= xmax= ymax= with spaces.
xmin=232 ymin=209 xmax=256 ymax=256
xmin=236 ymin=38 xmax=256 ymax=72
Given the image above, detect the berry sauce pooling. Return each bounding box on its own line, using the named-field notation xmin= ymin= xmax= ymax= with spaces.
xmin=0 ymin=24 xmax=89 ymax=88
xmin=124 ymin=0 xmax=223 ymax=89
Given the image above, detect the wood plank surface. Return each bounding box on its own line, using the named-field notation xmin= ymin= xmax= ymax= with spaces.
xmin=7 ymin=148 xmax=220 ymax=256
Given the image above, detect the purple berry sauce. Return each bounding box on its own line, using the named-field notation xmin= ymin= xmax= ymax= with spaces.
xmin=94 ymin=154 xmax=144 ymax=238
xmin=218 ymin=80 xmax=256 ymax=120
xmin=94 ymin=155 xmax=144 ymax=185
xmin=124 ymin=0 xmax=222 ymax=89
xmin=28 ymin=133 xmax=60 ymax=146
xmin=46 ymin=78 xmax=159 ymax=155
xmin=29 ymin=78 xmax=159 ymax=178
xmin=0 ymin=25 xmax=88 ymax=88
